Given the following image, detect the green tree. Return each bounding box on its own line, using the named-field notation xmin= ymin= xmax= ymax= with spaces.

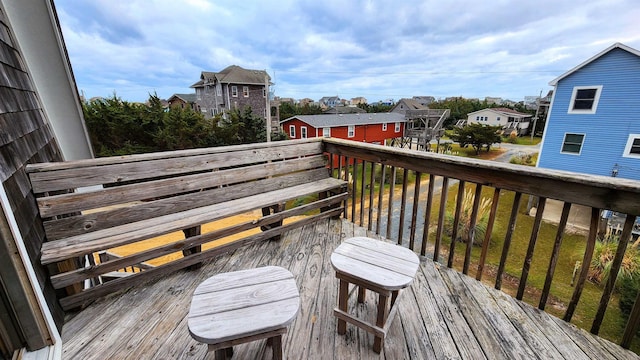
xmin=449 ymin=123 xmax=502 ymax=155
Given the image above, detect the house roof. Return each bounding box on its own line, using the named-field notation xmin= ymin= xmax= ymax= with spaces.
xmin=168 ymin=93 xmax=197 ymax=103
xmin=192 ymin=65 xmax=270 ymax=87
xmin=323 ymin=106 xmax=366 ymax=114
xmin=393 ymin=98 xmax=428 ymax=111
xmin=281 ymin=112 xmax=405 ymax=128
xmin=467 ymin=107 xmax=532 ymax=118
xmin=549 ymin=42 xmax=640 ymax=86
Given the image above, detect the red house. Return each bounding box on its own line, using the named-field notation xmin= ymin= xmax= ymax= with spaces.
xmin=280 ymin=112 xmax=406 ymax=144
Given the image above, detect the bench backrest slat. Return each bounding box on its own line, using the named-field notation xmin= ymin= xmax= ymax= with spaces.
xmin=28 ymin=140 xmax=323 ymax=193
xmin=43 ymin=168 xmax=330 ymax=240
xmin=37 ymin=155 xmax=327 ymax=218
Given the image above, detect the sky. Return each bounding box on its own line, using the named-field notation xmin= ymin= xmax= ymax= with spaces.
xmin=55 ymin=0 xmax=640 ymax=104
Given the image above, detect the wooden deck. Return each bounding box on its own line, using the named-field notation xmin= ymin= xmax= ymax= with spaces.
xmin=61 ymin=218 xmax=639 ymax=359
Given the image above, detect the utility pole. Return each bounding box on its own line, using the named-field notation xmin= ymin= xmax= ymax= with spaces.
xmin=530 ymin=89 xmax=542 ymax=142
xmin=265 ymin=71 xmax=271 ymax=142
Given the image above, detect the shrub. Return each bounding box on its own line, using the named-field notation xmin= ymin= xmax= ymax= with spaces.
xmin=588 ymin=234 xmax=640 ymax=287
xmin=444 ymin=188 xmax=492 ymax=246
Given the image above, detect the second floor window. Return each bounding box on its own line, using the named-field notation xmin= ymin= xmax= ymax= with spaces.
xmin=395 ymin=122 xmax=401 ymax=132
xmin=569 ymin=86 xmax=602 ymax=114
xmin=382 ymin=123 xmax=387 ymax=131
xmin=216 ymin=86 xmax=222 ymax=96
xmin=232 ymin=86 xmax=238 ymax=97
xmin=289 ymin=125 xmax=296 ymax=138
xmin=301 ymin=126 xmax=307 ymax=139
xmin=323 ymin=127 xmax=331 ymax=137
xmin=243 ymin=86 xmax=249 ymax=97
xmin=348 ymin=125 xmax=355 ymax=138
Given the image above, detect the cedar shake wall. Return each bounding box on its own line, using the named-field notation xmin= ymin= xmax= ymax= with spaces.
xmin=0 ymin=5 xmax=65 ymax=353
xmin=227 ymin=83 xmax=267 ymax=117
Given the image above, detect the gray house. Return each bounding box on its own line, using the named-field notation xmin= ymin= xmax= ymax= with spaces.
xmin=190 ymin=65 xmax=270 ymax=119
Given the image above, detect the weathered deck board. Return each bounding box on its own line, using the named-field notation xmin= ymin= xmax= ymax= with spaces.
xmin=61 ymin=218 xmax=640 ymax=359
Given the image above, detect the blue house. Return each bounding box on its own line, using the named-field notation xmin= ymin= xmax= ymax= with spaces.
xmin=537 ymin=43 xmax=640 ymax=180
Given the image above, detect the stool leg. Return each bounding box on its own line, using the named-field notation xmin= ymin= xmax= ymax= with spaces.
xmin=214 ymin=347 xmax=232 ymax=360
xmin=357 ymin=286 xmax=366 ymax=303
xmin=270 ymin=335 xmax=283 ymax=360
xmin=337 ymin=279 xmax=349 ymax=335
xmin=391 ymin=290 xmax=399 ymax=307
xmin=373 ymin=294 xmax=389 ymax=353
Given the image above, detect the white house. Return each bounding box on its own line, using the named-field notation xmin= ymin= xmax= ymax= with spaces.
xmin=466 ymin=107 xmax=532 ymax=135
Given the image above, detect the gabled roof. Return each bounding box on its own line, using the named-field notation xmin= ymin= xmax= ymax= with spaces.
xmin=549 ymin=42 xmax=640 ymax=86
xmin=281 ymin=112 xmax=405 ymax=128
xmin=168 ymin=93 xmax=197 ymax=103
xmin=195 ymin=65 xmax=270 ymax=86
xmin=393 ymin=98 xmax=428 ymax=111
xmin=467 ymin=107 xmax=531 ymax=118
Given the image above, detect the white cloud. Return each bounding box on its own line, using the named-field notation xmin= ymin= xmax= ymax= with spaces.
xmin=55 ymin=0 xmax=640 ymax=102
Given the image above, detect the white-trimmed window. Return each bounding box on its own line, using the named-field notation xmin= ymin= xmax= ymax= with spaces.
xmin=348 ymin=125 xmax=355 ymax=138
xmin=216 ymin=85 xmax=222 ymax=96
xmin=568 ymin=86 xmax=602 ymax=114
xmin=394 ymin=122 xmax=401 ymax=132
xmin=263 ymin=88 xmax=267 ymax=97
xmin=382 ymin=123 xmax=387 ymax=131
xmin=623 ymin=134 xmax=640 ymax=158
xmin=289 ymin=125 xmax=296 ymax=138
xmin=231 ymin=86 xmax=238 ymax=97
xmin=196 ymin=88 xmax=202 ymax=100
xmin=561 ymin=133 xmax=585 ymax=154
xmin=323 ymin=127 xmax=331 ymax=137
xmin=301 ymin=126 xmax=307 ymax=139
xmin=243 ymin=86 xmax=249 ymax=97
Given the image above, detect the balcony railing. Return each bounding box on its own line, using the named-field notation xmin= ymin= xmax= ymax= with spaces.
xmin=322 ymin=137 xmax=640 ymax=349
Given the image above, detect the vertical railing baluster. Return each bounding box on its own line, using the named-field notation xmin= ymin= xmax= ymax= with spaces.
xmin=592 ymin=214 xmax=635 ymax=334
xmin=496 ymin=192 xmax=522 ymax=290
xmin=376 ymin=164 xmax=386 ymax=235
xmin=477 ymin=188 xmax=500 ymax=281
xmin=622 ymin=286 xmax=640 ymax=349
xmin=463 ymin=184 xmax=483 ymax=275
xmin=342 ymin=156 xmax=348 ymax=219
xmin=351 ymin=157 xmax=358 ymax=222
xmin=386 ymin=167 xmax=396 ymax=240
xmin=539 ymin=202 xmax=571 ymax=310
xmin=368 ymin=162 xmax=376 ymax=231
xmin=448 ymin=181 xmax=466 ymax=268
xmin=434 ymin=177 xmax=449 ymax=263
xmin=517 ymin=197 xmax=546 ymax=300
xmin=409 ymin=172 xmax=421 ymax=251
xmin=421 ymin=174 xmax=435 ymax=257
xmin=359 ymin=161 xmax=366 ymax=226
xmin=564 ymin=207 xmax=600 ymax=322
xmin=398 ymin=168 xmax=409 ymax=245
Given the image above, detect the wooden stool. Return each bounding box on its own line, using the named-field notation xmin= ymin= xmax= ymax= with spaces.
xmin=188 ymin=266 xmax=300 ymax=360
xmin=331 ymin=237 xmax=420 ymax=353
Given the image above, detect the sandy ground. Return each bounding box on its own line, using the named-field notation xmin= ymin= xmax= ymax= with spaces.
xmin=108 ymin=210 xmax=306 ymax=267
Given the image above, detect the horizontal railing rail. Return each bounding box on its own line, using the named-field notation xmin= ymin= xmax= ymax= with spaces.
xmin=322 ymin=137 xmax=640 ymax=350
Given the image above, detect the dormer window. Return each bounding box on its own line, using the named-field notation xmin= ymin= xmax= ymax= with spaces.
xmin=568 ymin=86 xmax=602 ymax=114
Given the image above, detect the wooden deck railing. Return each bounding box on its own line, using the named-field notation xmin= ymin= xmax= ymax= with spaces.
xmin=322 ymin=137 xmax=640 ymax=349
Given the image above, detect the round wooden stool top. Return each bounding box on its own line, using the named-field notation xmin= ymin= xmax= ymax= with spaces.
xmin=188 ymin=266 xmax=300 ymax=345
xmin=331 ymin=237 xmax=420 ymax=290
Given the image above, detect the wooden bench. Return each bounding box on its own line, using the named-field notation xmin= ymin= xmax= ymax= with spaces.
xmin=188 ymin=266 xmax=300 ymax=360
xmin=26 ymin=139 xmax=348 ymax=311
